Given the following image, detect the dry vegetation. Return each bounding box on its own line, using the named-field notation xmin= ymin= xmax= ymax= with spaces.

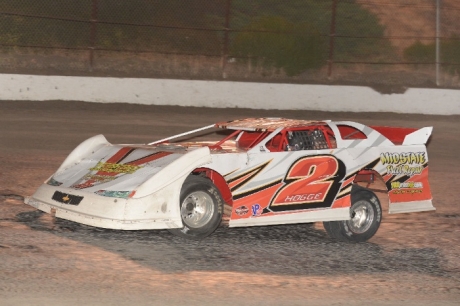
xmin=361 ymin=0 xmax=460 ymax=52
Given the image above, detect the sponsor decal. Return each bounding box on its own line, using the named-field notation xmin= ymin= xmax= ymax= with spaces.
xmin=284 ymin=193 xmax=323 ymax=203
xmin=235 ymin=205 xmax=249 ymax=216
xmin=72 ymin=181 xmax=96 ymax=189
xmin=90 ymin=162 xmax=141 ymax=174
xmin=380 ymin=152 xmax=426 ymax=165
xmin=380 ymin=152 xmax=426 ymax=176
xmin=392 ymin=189 xmax=423 ymax=195
xmin=391 ymin=181 xmax=423 ymax=189
xmin=82 ymin=174 xmax=116 ymax=183
xmin=390 ymin=181 xmax=424 ymax=195
xmin=252 ymin=203 xmax=262 ymax=216
xmin=385 ymin=165 xmax=423 ymax=176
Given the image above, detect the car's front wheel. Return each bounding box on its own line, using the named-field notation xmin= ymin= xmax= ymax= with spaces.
xmin=168 ymin=175 xmax=223 ymax=240
xmin=323 ymin=188 xmax=382 ymax=242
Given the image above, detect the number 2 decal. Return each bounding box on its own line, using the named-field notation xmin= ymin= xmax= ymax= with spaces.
xmin=269 ymin=155 xmax=346 ymax=212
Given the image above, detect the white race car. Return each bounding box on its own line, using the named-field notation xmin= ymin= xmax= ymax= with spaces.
xmin=25 ymin=118 xmax=435 ymax=241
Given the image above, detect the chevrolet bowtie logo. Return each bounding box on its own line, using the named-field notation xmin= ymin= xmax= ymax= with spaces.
xmin=52 ymin=191 xmax=82 ymax=206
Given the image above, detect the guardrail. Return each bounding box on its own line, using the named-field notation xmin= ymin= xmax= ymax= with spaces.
xmin=1 ymin=74 xmax=458 ymax=115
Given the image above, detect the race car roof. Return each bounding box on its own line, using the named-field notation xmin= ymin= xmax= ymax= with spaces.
xmin=215 ymin=118 xmax=327 ymax=132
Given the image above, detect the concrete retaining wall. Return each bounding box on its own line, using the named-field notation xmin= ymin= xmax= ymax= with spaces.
xmin=1 ymin=73 xmax=458 ymax=115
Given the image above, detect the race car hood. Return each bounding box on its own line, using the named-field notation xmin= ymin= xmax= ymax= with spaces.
xmin=49 ymin=135 xmax=212 ymax=198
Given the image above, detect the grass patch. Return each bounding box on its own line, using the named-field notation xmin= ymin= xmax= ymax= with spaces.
xmin=404 ymin=38 xmax=460 ymax=74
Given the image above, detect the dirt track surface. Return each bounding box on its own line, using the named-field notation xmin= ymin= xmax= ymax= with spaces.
xmin=1 ymin=100 xmax=459 ymax=306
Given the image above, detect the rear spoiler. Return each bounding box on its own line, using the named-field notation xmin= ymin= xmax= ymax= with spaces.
xmin=402 ymin=127 xmax=433 ymax=145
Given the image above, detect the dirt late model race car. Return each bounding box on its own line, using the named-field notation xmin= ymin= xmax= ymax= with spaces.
xmin=25 ymin=118 xmax=435 ymax=242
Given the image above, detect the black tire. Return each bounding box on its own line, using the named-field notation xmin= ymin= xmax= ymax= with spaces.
xmin=168 ymin=175 xmax=223 ymax=240
xmin=323 ymin=188 xmax=382 ymax=242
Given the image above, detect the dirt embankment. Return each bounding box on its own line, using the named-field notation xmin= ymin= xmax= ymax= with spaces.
xmin=362 ymin=0 xmax=460 ymax=51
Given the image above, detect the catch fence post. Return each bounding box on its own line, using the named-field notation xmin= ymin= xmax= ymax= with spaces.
xmin=327 ymin=0 xmax=337 ymax=79
xmin=435 ymin=0 xmax=441 ymax=86
xmin=222 ymin=0 xmax=232 ymax=79
xmin=89 ymin=0 xmax=98 ymax=70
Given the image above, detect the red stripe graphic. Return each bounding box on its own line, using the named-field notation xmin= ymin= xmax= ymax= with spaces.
xmin=126 ymin=151 xmax=172 ymax=166
xmin=105 ymin=147 xmax=135 ymax=163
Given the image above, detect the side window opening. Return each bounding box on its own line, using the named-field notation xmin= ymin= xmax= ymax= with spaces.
xmin=336 ymin=124 xmax=367 ymax=140
xmin=265 ymin=126 xmax=337 ymax=152
xmin=285 ymin=129 xmax=330 ymax=151
xmin=265 ymin=133 xmax=287 ymax=152
xmin=236 ymin=131 xmax=269 ymax=150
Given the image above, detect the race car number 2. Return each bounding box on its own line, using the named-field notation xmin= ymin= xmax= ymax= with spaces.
xmin=269 ymin=155 xmax=346 ymax=212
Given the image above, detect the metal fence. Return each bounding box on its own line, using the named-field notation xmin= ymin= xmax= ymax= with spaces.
xmin=1 ymin=0 xmax=459 ymax=91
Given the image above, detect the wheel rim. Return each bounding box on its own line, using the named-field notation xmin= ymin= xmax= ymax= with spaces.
xmin=181 ymin=191 xmax=214 ymax=228
xmin=347 ymin=200 xmax=375 ymax=234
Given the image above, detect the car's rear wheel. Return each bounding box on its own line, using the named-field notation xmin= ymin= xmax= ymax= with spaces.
xmin=323 ymin=188 xmax=382 ymax=242
xmin=168 ymin=175 xmax=223 ymax=240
